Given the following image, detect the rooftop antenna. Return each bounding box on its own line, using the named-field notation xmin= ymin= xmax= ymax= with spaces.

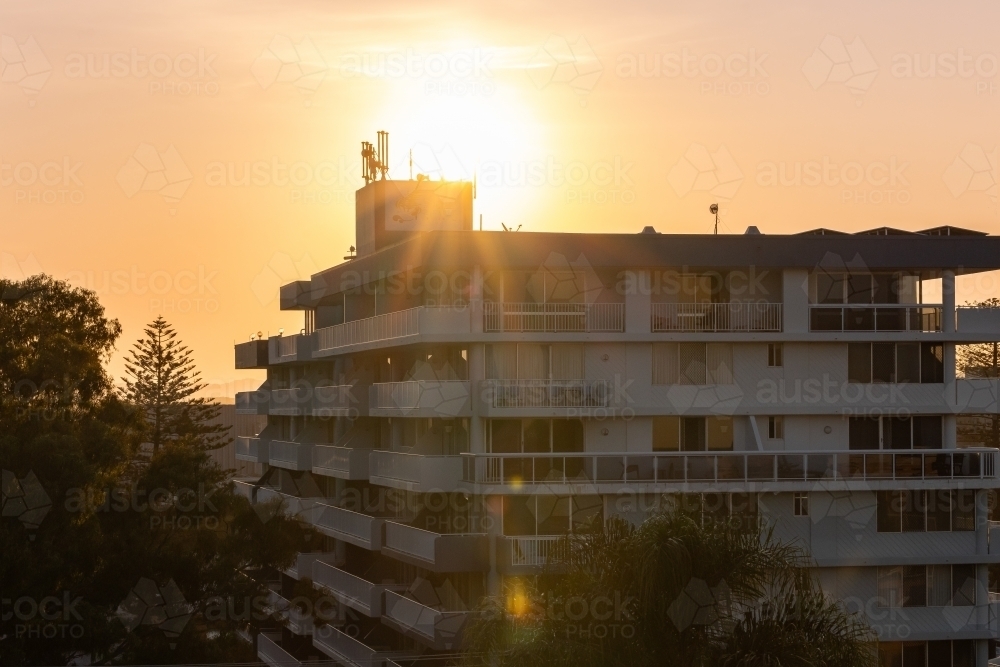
xmin=361 ymin=131 xmax=391 ymax=184
xmin=709 ymin=203 xmax=719 ymax=235
xmin=479 ymin=213 xmax=482 ymax=231
xmin=409 ymin=149 xmax=413 ymax=180
xmin=501 ymin=223 xmax=521 ymax=232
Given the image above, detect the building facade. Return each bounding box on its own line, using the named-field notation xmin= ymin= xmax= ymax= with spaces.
xmin=234 ymin=177 xmax=1000 ymax=667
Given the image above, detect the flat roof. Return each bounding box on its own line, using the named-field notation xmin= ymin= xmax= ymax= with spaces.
xmin=288 ymin=229 xmax=1000 ymax=307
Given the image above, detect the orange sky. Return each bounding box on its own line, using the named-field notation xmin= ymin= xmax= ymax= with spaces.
xmin=3 ymin=0 xmax=998 ymax=397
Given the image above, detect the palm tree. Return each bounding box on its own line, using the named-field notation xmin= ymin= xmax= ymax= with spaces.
xmin=462 ymin=509 xmax=878 ymax=667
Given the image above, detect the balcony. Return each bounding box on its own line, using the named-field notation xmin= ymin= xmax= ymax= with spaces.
xmin=269 ymin=387 xmax=309 ymax=415
xmin=485 ymin=379 xmax=609 ymax=409
xmin=268 ymin=440 xmax=313 ymax=471
xmin=369 ymin=381 xmax=471 ymax=418
xmin=990 ymin=522 xmax=1000 ymax=556
xmin=281 ymin=551 xmax=341 ymax=581
xmin=313 ymin=561 xmax=404 ymax=617
xmin=809 ymin=304 xmax=942 ymax=332
xmin=505 ymin=536 xmax=568 ymax=568
xmin=235 ymin=339 xmax=270 ymax=369
xmin=382 ymin=522 xmax=489 ymax=572
xmin=651 ymin=302 xmax=782 ymax=332
xmin=311 ymin=503 xmax=385 ymax=550
xmin=461 ymin=449 xmax=999 ymax=490
xmin=233 ymin=479 xmax=255 ymax=502
xmin=235 ymin=390 xmax=269 ymax=415
xmin=382 ymin=591 xmax=471 ymax=650
xmin=314 ymin=306 xmax=470 ymax=355
xmin=958 ymin=306 xmax=1000 ymax=334
xmin=313 ymin=383 xmax=367 ymax=417
xmin=269 ymin=333 xmax=313 ymax=364
xmin=313 ymin=624 xmax=407 ymax=667
xmin=313 ymin=445 xmax=371 ymax=480
xmin=257 ymin=634 xmax=301 ymax=667
xmin=369 ymin=452 xmax=464 ymax=493
xmin=266 ymin=590 xmax=313 ymax=636
xmin=235 ymin=436 xmax=268 ymax=464
xmin=484 ymin=302 xmax=624 ymax=333
xmin=255 ymin=487 xmax=320 ymax=523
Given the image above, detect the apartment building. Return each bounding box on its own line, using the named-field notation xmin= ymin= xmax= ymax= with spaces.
xmin=233 ymin=170 xmax=1000 ymax=667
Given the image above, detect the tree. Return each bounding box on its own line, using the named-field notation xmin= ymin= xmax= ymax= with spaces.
xmin=120 ymin=316 xmax=228 ymax=455
xmin=956 ymin=298 xmax=1000 ymax=449
xmin=1 ymin=276 xmax=306 ymax=666
xmin=462 ymin=509 xmax=878 ymax=667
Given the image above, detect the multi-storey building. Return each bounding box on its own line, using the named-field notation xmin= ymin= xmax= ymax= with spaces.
xmin=233 ymin=164 xmax=1000 ymax=667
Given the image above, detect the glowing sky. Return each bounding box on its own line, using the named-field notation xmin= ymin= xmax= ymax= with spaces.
xmin=3 ymin=0 xmax=998 ymax=395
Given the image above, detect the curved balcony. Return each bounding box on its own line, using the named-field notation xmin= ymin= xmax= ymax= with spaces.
xmin=312 ymin=383 xmax=367 ymax=417
xmin=313 ymin=561 xmax=405 ymax=617
xmin=382 ymin=591 xmax=471 ymax=650
xmin=382 ymin=522 xmax=488 ymax=572
xmin=310 ymin=503 xmax=384 ymax=550
xmin=235 ymin=436 xmax=268 ymax=463
xmin=269 ymin=333 xmax=312 ymax=364
xmin=314 ymin=306 xmax=470 ymax=356
xmin=257 ymin=635 xmax=301 ymax=667
xmin=269 ymin=387 xmax=309 ymax=416
xmin=236 ymin=389 xmax=269 ymax=415
xmin=268 ymin=440 xmax=313 ymax=471
xmin=369 ymin=451 xmax=464 ymax=493
xmin=313 ymin=445 xmax=370 ymax=480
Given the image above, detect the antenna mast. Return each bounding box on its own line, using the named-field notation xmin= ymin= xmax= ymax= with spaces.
xmin=361 ymin=131 xmax=391 ymax=184
xmin=710 ymin=203 xmax=719 ymax=235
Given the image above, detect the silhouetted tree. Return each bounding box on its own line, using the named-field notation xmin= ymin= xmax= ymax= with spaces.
xmin=121 ymin=316 xmax=228 ymax=455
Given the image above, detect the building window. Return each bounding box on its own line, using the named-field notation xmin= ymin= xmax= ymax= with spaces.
xmin=877 ymin=565 xmax=977 ymax=608
xmin=651 ymin=416 xmax=733 ymax=452
xmin=767 ymin=343 xmax=783 ymax=367
xmin=848 ymin=342 xmax=944 ymax=384
xmin=848 ymin=415 xmax=942 ymax=450
xmin=876 ymin=490 xmax=975 ymax=533
xmin=652 ymin=343 xmax=733 ymax=385
xmin=793 ymin=492 xmax=809 ymax=517
xmin=879 ymin=640 xmax=974 ymax=667
xmin=768 ymin=416 xmax=784 ymax=439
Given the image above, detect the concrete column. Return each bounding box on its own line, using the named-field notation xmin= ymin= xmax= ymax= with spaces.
xmin=469 ymin=343 xmax=485 ymax=453
xmin=623 ymin=269 xmax=651 ymax=334
xmin=976 ymin=490 xmax=989 ymax=556
xmin=943 ymin=270 xmax=956 ymax=333
xmin=471 ymin=264 xmax=484 ymax=334
xmin=485 ymin=495 xmax=503 ymax=596
xmin=782 ymin=269 xmax=809 ymax=333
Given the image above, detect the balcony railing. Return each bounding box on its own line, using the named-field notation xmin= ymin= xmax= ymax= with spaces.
xmin=235 ymin=390 xmax=269 ymax=415
xmin=509 ymin=536 xmax=568 ymax=567
xmin=268 ymin=441 xmax=313 ymax=471
xmin=312 ymin=624 xmax=398 ymax=667
xmin=269 ymin=387 xmax=308 ymax=415
xmin=233 ymin=479 xmax=255 ymax=502
xmin=382 ymin=591 xmax=470 ymax=649
xmin=281 ymin=551 xmax=340 ymax=581
xmin=484 ymin=302 xmax=624 ymax=333
xmin=235 ymin=339 xmax=269 ymax=369
xmin=369 ymin=451 xmax=464 ymax=492
xmin=313 ymin=561 xmax=404 ymax=617
xmin=315 ymin=306 xmax=469 ymax=353
xmin=382 ymin=522 xmax=489 ymax=572
xmin=235 ymin=436 xmax=268 ymax=463
xmin=652 ymin=302 xmax=782 ymax=332
xmin=258 ymin=634 xmax=301 ymax=667
xmin=310 ymin=503 xmax=384 ymax=550
xmin=266 ymin=590 xmax=313 ymax=635
xmin=313 ymin=383 xmax=364 ymax=416
xmin=313 ymin=445 xmax=370 ymax=480
xmin=462 ymin=449 xmax=999 ymax=486
xmin=370 ymin=381 xmax=471 ymax=416
xmin=269 ymin=333 xmax=312 ymax=363
xmin=957 ymin=306 xmax=1000 ymax=334
xmin=485 ymin=379 xmax=609 ymax=408
xmin=809 ymin=305 xmax=942 ymax=332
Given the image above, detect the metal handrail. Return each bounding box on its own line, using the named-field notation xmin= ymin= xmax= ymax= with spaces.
xmin=484 ymin=302 xmax=624 ymax=333
xmin=461 ymin=449 xmax=999 ymax=485
xmin=652 ymin=302 xmax=782 ymax=332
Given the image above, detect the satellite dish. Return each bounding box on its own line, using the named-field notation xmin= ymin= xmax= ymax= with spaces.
xmin=709 ymin=203 xmax=718 ymax=214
